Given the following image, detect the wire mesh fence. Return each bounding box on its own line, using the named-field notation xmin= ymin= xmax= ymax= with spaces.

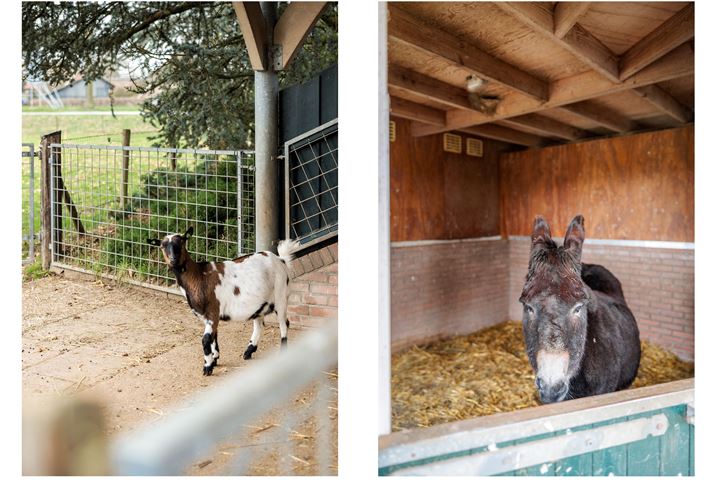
xmin=48 ymin=144 xmax=255 ymax=292
xmin=22 ymin=143 xmax=39 ymax=265
xmin=285 ymin=119 xmax=338 ymax=248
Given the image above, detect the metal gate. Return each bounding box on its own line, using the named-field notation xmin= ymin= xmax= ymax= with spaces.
xmin=48 ymin=144 xmax=255 ymax=293
xmin=22 ymin=143 xmax=38 ymax=264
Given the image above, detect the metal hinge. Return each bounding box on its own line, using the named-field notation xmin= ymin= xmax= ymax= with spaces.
xmin=686 ymin=402 xmax=695 ymax=425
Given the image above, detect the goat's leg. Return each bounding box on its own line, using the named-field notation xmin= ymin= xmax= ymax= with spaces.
xmin=278 ymin=305 xmax=289 ymax=350
xmin=202 ymin=318 xmax=218 ymax=376
xmin=243 ymin=318 xmax=263 ymax=360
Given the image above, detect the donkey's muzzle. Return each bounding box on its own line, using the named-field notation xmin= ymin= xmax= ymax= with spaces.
xmin=536 ymin=377 xmax=569 ymax=403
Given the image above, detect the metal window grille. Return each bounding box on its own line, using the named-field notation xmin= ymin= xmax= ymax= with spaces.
xmin=22 ymin=143 xmax=38 ymax=265
xmin=284 ymin=119 xmax=338 ymax=248
xmin=48 ymin=144 xmax=255 ymax=293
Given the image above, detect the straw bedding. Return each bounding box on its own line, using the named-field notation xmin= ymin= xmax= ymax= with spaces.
xmin=391 ymin=321 xmax=693 ymax=431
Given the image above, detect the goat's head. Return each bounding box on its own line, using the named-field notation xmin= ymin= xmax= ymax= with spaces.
xmin=147 ymin=227 xmax=193 ymax=269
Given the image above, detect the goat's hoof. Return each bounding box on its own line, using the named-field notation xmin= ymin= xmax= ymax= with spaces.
xmin=243 ymin=344 xmax=258 ymax=360
xmin=203 ymin=359 xmax=217 ymax=376
xmin=281 ymin=337 xmax=288 ymax=349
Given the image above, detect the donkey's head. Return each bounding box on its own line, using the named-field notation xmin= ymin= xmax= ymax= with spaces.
xmin=147 ymin=227 xmax=193 ymax=269
xmin=519 ymin=215 xmax=589 ymax=403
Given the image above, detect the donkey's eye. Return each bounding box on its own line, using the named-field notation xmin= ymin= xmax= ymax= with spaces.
xmin=524 ymin=305 xmax=535 ymax=316
xmin=572 ymin=304 xmax=584 ymax=315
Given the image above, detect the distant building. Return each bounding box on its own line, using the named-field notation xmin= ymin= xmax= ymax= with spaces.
xmin=53 ymin=77 xmax=114 ymax=100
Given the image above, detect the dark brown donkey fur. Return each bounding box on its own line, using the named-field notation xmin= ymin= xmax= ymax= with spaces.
xmin=519 ymin=214 xmax=640 ymax=403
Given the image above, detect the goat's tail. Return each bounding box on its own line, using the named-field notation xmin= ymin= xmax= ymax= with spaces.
xmin=277 ymin=238 xmax=303 ymax=263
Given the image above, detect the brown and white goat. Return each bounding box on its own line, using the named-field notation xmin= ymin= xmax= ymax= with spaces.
xmin=148 ymin=227 xmax=301 ymax=375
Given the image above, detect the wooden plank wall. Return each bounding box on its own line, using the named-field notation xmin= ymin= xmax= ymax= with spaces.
xmin=499 ymin=125 xmax=694 ymax=242
xmin=390 ymin=117 xmax=515 ymax=241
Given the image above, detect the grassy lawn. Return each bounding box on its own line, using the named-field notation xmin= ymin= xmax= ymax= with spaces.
xmin=22 ymin=104 xmax=141 ymax=113
xmin=22 ymin=107 xmax=161 ymax=258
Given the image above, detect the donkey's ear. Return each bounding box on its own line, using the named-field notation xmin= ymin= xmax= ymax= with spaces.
xmin=147 ymin=238 xmax=162 ymax=247
xmin=531 ymin=215 xmax=553 ymax=247
xmin=183 ymin=226 xmax=194 ymax=239
xmin=563 ymin=214 xmax=585 ymax=258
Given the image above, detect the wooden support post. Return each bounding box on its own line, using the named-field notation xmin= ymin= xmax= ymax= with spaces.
xmin=120 ymin=129 xmax=131 ymax=210
xmin=40 ymin=131 xmax=61 ymax=269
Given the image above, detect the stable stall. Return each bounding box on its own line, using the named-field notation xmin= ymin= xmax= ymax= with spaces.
xmin=378 ymin=2 xmax=694 ymax=475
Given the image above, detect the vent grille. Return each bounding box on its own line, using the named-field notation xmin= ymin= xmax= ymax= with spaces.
xmin=389 ymin=120 xmax=396 ymax=142
xmin=466 ymin=137 xmax=484 ymax=157
xmin=443 ymin=133 xmax=462 ymax=153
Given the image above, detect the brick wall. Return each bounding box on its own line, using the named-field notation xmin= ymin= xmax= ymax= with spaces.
xmin=390 ymin=238 xmax=508 ymax=353
xmin=507 ymin=238 xmax=694 ymax=360
xmin=286 ymin=242 xmax=338 ymax=329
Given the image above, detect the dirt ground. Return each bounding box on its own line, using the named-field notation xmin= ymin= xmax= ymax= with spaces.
xmin=22 ymin=272 xmax=338 ymax=475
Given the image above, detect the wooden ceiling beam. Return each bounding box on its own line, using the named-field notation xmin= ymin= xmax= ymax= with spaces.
xmin=619 ymin=4 xmax=694 ymax=81
xmin=232 ymin=2 xmax=267 ymax=71
xmin=554 ymin=2 xmax=592 ymax=38
xmin=456 ymin=124 xmax=546 ymax=147
xmin=559 ymin=102 xmax=634 ymax=133
xmin=496 ymin=2 xmax=619 ymax=82
xmin=501 ymin=113 xmax=586 ymax=141
xmin=388 ymin=65 xmax=474 ymax=111
xmin=388 ymin=5 xmax=548 ymax=101
xmin=632 ymin=85 xmax=693 ymax=123
xmin=412 ymin=42 xmax=694 ymax=137
xmin=273 ymin=2 xmax=327 ymax=70
xmin=390 ymin=96 xmax=446 ymax=126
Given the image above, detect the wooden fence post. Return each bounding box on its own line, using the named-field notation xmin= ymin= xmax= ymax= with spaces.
xmin=40 ymin=131 xmax=61 ymax=269
xmin=120 ymin=129 xmax=131 ymax=210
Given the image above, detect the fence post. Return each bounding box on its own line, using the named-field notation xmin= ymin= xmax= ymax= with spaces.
xmin=40 ymin=131 xmax=61 ymax=270
xmin=120 ymin=129 xmax=131 ymax=210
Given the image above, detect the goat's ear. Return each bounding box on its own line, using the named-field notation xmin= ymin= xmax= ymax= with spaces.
xmin=531 ymin=215 xmax=553 ymax=248
xmin=183 ymin=226 xmax=194 ymax=240
xmin=147 ymin=238 xmax=162 ymax=247
xmin=563 ymin=214 xmax=585 ymax=259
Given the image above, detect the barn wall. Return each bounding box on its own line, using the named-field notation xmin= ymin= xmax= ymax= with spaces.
xmin=499 ymin=125 xmax=694 ymax=242
xmin=287 ymin=242 xmax=338 ymax=328
xmin=391 ymin=239 xmax=508 ymax=352
xmin=390 ymin=117 xmax=512 ymax=242
xmin=389 ymin=117 xmax=516 ymax=352
xmin=508 ymin=238 xmax=694 ymax=360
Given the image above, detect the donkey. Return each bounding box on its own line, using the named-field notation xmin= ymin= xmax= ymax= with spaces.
xmin=519 ymin=214 xmax=640 ymax=403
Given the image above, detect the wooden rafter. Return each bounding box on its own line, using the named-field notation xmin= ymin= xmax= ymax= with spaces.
xmin=388 ymin=65 xmax=473 ymax=111
xmin=619 ymin=4 xmax=694 ymax=81
xmin=390 ymin=96 xmax=446 ymax=126
xmin=501 ymin=113 xmax=586 ymax=141
xmin=413 ymin=42 xmax=693 ymax=137
xmin=274 ymin=2 xmax=327 ymax=70
xmin=632 ymin=85 xmax=693 ymax=123
xmin=496 ymin=2 xmax=619 ymax=82
xmin=559 ymin=102 xmax=634 ymax=133
xmin=457 ymin=124 xmax=546 ymax=147
xmin=554 ymin=2 xmax=591 ymax=38
xmin=388 ymin=5 xmax=548 ymax=101
xmin=232 ymin=2 xmax=267 ymax=71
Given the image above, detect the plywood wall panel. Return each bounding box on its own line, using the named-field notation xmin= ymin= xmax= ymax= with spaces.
xmin=390 ymin=117 xmax=513 ymax=241
xmin=499 ymin=125 xmax=694 ymax=242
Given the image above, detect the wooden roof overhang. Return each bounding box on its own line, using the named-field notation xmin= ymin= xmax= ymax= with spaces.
xmin=387 ymin=2 xmax=694 ymax=147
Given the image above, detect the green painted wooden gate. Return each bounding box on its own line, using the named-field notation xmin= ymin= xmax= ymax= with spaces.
xmin=379 ymin=379 xmax=693 ymax=476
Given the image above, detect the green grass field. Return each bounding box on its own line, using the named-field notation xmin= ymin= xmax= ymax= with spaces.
xmin=22 ymin=106 xmax=161 ymax=258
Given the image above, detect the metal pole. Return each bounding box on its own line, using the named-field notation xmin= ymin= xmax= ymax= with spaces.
xmin=254 ymin=2 xmax=279 ymax=252
xmin=378 ymin=2 xmax=392 ymax=436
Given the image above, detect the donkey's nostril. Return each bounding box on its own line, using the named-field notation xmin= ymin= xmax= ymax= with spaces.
xmin=535 ymin=377 xmax=545 ymax=390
